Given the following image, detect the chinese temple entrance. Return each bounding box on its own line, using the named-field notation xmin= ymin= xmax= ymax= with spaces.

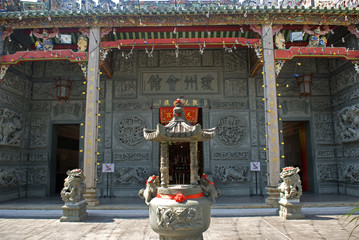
xmin=282 ymin=121 xmax=313 ymax=192
xmin=168 ymin=142 xmax=203 ymax=185
xmin=50 ymin=124 xmax=80 ymax=194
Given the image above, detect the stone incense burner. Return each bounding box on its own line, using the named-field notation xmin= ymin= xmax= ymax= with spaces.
xmin=140 ymin=98 xmax=220 ymax=240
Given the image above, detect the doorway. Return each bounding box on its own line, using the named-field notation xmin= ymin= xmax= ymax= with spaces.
xmin=282 ymin=121 xmax=312 ymax=192
xmin=51 ymin=124 xmax=80 ymax=194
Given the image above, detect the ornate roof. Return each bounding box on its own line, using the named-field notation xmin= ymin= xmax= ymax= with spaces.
xmin=143 ymin=99 xmax=215 ymax=142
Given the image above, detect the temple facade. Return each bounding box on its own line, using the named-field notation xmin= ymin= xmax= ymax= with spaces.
xmin=0 ymin=0 xmax=358 ymax=205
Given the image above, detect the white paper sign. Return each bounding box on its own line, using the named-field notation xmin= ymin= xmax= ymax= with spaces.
xmin=250 ymin=162 xmax=261 ymax=171
xmin=102 ymin=163 xmax=115 ymax=173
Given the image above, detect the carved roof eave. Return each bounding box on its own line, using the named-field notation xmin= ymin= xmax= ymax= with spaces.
xmin=2 ymin=9 xmax=359 ymax=29
xmin=143 ymin=124 xmax=216 ymax=142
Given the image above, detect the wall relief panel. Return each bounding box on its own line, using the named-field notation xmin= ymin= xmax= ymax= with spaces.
xmin=279 ymin=99 xmax=310 ymax=117
xmin=224 ymin=78 xmax=247 ymax=97
xmin=213 ymin=165 xmax=249 ymax=184
xmin=224 ymin=50 xmax=247 ymax=73
xmin=332 ymin=86 xmax=359 ymax=107
xmin=215 ymin=115 xmax=247 ymax=146
xmin=335 ymin=104 xmax=359 ymax=143
xmin=311 ymin=98 xmax=331 ymax=111
xmin=312 ymin=79 xmax=330 ymax=96
xmin=45 ymin=61 xmax=82 ymax=77
xmin=343 ymin=148 xmax=359 ymax=157
xmin=0 ymin=168 xmax=20 ymax=186
xmin=114 ymin=167 xmax=149 ymax=184
xmin=330 ymin=67 xmax=358 ymax=95
xmin=0 ymin=152 xmax=26 ymax=161
xmin=1 ymin=71 xmax=26 ymax=97
xmin=313 ymin=113 xmax=333 ymax=144
xmin=113 ymin=80 xmax=137 ymax=98
xmin=0 ymin=91 xmax=29 ymax=111
xmin=276 ymin=78 xmax=298 ymax=96
xmin=342 ymin=164 xmax=359 ymax=183
xmin=159 ymin=50 xmax=201 ymax=67
xmin=30 ymin=117 xmax=48 ymax=148
xmin=32 ymin=82 xmax=56 ymax=100
xmin=317 ymin=163 xmax=338 ymax=181
xmin=27 ymin=166 xmax=47 ymax=185
xmin=211 ymin=100 xmax=248 ymax=109
xmin=31 ymin=102 xmax=51 ymax=112
xmin=114 ymin=115 xmax=147 ymax=147
xmin=315 ymin=149 xmax=335 ymax=159
xmin=212 ymin=151 xmax=249 ymax=161
xmin=0 ymin=108 xmax=23 ymax=146
xmin=52 ymin=102 xmax=82 ymax=120
xmin=113 ymin=101 xmax=151 ymax=111
xmin=113 ymin=151 xmax=151 ymax=161
xmin=29 ymin=152 xmax=48 ymax=162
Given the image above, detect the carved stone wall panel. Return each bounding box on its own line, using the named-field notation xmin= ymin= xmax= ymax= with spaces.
xmin=1 ymin=71 xmax=26 ymax=97
xmin=114 ymin=166 xmax=149 ymax=185
xmin=332 ymin=86 xmax=359 ymax=107
xmin=317 ymin=163 xmax=338 ymax=181
xmin=211 ymin=113 xmax=249 ymax=148
xmin=118 ymin=52 xmax=137 ymax=75
xmin=312 ymin=79 xmax=330 ymax=96
xmin=113 ymin=151 xmax=151 ymax=161
xmin=52 ymin=102 xmax=82 ymax=120
xmin=212 ymin=151 xmax=249 ymax=161
xmin=113 ymin=112 xmax=151 ymax=149
xmin=213 ymin=165 xmax=249 ymax=184
xmin=311 ymin=98 xmax=331 ymax=111
xmin=330 ymin=67 xmax=358 ymax=95
xmin=342 ymin=164 xmax=359 ymax=183
xmin=141 ymin=69 xmax=220 ymax=95
xmin=12 ymin=62 xmax=33 ymax=77
xmin=257 ymin=112 xmax=266 ymax=146
xmin=138 ymin=50 xmax=159 ymax=67
xmin=0 ymin=108 xmax=23 ymax=146
xmin=104 ymin=114 xmax=112 ymax=149
xmin=29 ymin=116 xmax=49 ymax=148
xmin=211 ymin=100 xmax=248 ymax=109
xmin=159 ymin=50 xmax=201 ymax=67
xmin=27 ymin=166 xmax=47 ymax=185
xmin=157 ymin=206 xmax=203 ymax=230
xmin=343 ymin=148 xmax=359 ymax=158
xmin=202 ymin=50 xmax=214 ymax=66
xmin=255 ymin=78 xmax=264 ymax=97
xmin=113 ymin=101 xmax=151 ymax=112
xmin=281 ymin=58 xmax=316 ymax=73
xmin=31 ymin=102 xmax=51 ymax=112
xmin=44 ymin=61 xmax=82 ymax=77
xmin=315 ymin=149 xmax=335 ymax=159
xmin=0 ymin=91 xmax=29 ymax=111
xmin=313 ymin=113 xmax=333 ymax=144
xmin=276 ymin=78 xmax=298 ymax=96
xmin=0 ymin=152 xmax=26 ymax=161
xmin=279 ymin=99 xmax=310 ymax=117
xmin=256 ymin=99 xmax=264 ymax=110
xmin=328 ymin=58 xmax=347 ymax=72
xmin=250 ymin=112 xmax=258 ymax=146
xmin=32 ymin=82 xmax=56 ymax=100
xmin=29 ymin=152 xmax=48 ymax=162
xmin=113 ymin=79 xmax=137 ymax=98
xmin=224 ymin=78 xmax=247 ymax=97
xmin=70 ymin=81 xmax=86 ymax=100
xmin=213 ymin=50 xmax=223 ymax=67
xmin=32 ymin=62 xmax=45 ymax=78
xmin=316 ymin=59 xmax=330 ymax=73
xmin=224 ymin=50 xmax=247 ymax=73
xmin=335 ymin=104 xmax=359 ymax=143
xmin=0 ymin=167 xmax=21 ymax=186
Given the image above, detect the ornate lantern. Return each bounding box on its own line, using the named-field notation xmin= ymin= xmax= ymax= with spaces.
xmin=295 ymin=73 xmax=313 ymax=99
xmin=55 ymin=77 xmax=73 ymax=104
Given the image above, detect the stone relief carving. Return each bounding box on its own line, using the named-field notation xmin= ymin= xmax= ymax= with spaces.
xmin=213 ymin=165 xmax=249 ymax=183
xmin=216 ymin=115 xmax=246 ymax=146
xmin=105 ymin=117 xmax=112 ymax=149
xmin=113 ymin=80 xmax=137 ymax=98
xmin=315 ymin=149 xmax=335 ymax=158
xmin=116 ymin=52 xmax=137 ymax=74
xmin=159 ymin=50 xmax=201 ymax=67
xmin=311 ymin=98 xmax=331 ymax=111
xmin=315 ymin=59 xmax=329 ymax=73
xmin=313 ymin=113 xmax=333 ymax=144
xmin=336 ymin=104 xmax=359 ymax=143
xmin=279 ymin=99 xmax=310 ymax=116
xmin=27 ymin=167 xmax=47 ymax=184
xmin=31 ymin=102 xmax=51 ymax=112
xmin=32 ymin=82 xmax=56 ymax=100
xmin=156 ymin=207 xmax=203 ymax=230
xmin=212 ymin=151 xmax=249 ymax=160
xmin=113 ymin=152 xmax=151 ymax=161
xmin=0 ymin=108 xmax=22 ymax=146
xmin=53 ymin=102 xmax=81 ymax=119
xmin=330 ymin=67 xmax=358 ymax=95
xmin=224 ymin=50 xmax=247 ymax=72
xmin=332 ymin=86 xmax=359 ymax=107
xmin=202 ymin=50 xmax=214 ymax=66
xmin=317 ymin=164 xmax=338 ymax=181
xmin=258 ymin=112 xmax=266 ymax=146
xmin=312 ymin=80 xmax=330 ymax=96
xmin=276 ymin=78 xmax=298 ymax=96
xmin=224 ymin=78 xmax=247 ymax=97
xmin=0 ymin=152 xmax=26 ymax=161
xmin=114 ymin=116 xmax=147 ymax=146
xmin=70 ymin=81 xmax=87 ymax=100
xmin=113 ymin=101 xmax=151 ymax=112
xmin=211 ymin=100 xmax=248 ymax=109
xmin=342 ymin=164 xmax=359 ymax=183
xmin=343 ymin=148 xmax=359 ymax=157
xmin=0 ymin=168 xmax=19 ymax=186
xmin=45 ymin=61 xmax=82 ymax=77
xmin=1 ymin=71 xmax=25 ymax=96
xmin=30 ymin=117 xmax=48 ymax=148
xmin=250 ymin=113 xmax=258 ymax=146
xmin=214 ymin=50 xmax=222 ymax=66
xmin=114 ymin=167 xmax=149 ymax=184
xmin=328 ymin=58 xmax=347 ymax=72
xmin=0 ymin=92 xmax=29 ymax=111
xmin=29 ymin=152 xmax=47 ymax=162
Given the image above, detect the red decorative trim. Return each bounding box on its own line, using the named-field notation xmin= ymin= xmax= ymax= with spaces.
xmin=275 ymin=47 xmax=359 ymax=61
xmin=160 ymin=107 xmax=198 ymax=124
xmin=156 ymin=192 xmax=205 ymax=203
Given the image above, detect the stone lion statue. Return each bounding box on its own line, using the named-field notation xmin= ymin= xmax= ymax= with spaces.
xmin=278 ymin=167 xmax=302 ymax=199
xmin=200 ymin=174 xmax=221 ymax=203
xmin=61 ymin=169 xmax=86 ymax=203
xmin=139 ymin=175 xmax=160 ymax=205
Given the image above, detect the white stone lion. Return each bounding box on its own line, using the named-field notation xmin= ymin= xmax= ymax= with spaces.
xmin=60 ymin=169 xmax=86 ymax=203
xmin=278 ymin=167 xmax=302 ymax=199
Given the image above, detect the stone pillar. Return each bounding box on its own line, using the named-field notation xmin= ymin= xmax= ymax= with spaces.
xmin=262 ymin=24 xmax=281 ymax=206
xmin=190 ymin=142 xmax=199 ymax=185
xmin=160 ymin=142 xmax=169 ymax=187
xmin=83 ymin=28 xmax=101 ymax=207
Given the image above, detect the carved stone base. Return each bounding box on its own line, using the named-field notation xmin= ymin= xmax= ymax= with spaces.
xmin=84 ymin=189 xmax=99 ymax=207
xmin=60 ymin=200 xmax=88 ymax=222
xmin=278 ymin=198 xmax=304 ymax=220
xmin=149 ymin=185 xmax=211 ymax=240
xmin=265 ymin=186 xmax=280 ymax=207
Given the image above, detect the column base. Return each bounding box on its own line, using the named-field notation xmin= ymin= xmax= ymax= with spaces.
xmin=265 ymin=186 xmax=280 ymax=207
xmin=84 ymin=188 xmax=99 ymax=207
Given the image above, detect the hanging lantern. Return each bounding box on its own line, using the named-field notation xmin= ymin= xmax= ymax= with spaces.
xmin=55 ymin=77 xmax=73 ymax=104
xmin=295 ymin=73 xmax=313 ymax=99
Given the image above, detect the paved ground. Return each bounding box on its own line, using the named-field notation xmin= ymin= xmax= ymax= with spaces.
xmin=0 ymin=194 xmax=359 ymax=240
xmin=0 ymin=207 xmax=358 ymax=240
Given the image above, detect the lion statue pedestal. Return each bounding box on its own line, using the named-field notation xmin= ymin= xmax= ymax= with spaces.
xmin=60 ymin=169 xmax=88 ymax=222
xmin=278 ymin=167 xmax=304 ymax=220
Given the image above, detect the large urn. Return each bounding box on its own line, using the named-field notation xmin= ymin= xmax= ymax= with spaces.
xmin=140 ymin=98 xmax=219 ymax=240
